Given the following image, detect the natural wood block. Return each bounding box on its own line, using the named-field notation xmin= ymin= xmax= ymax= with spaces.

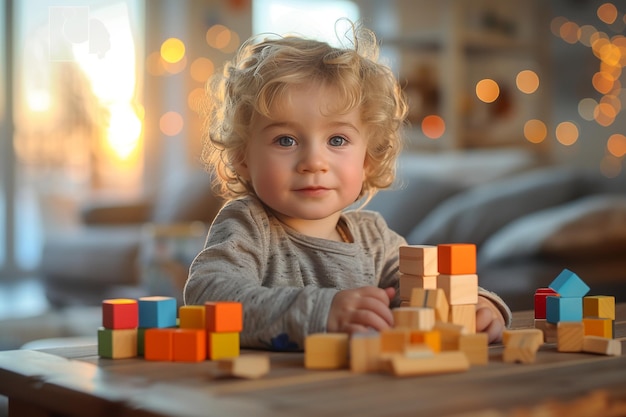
xmin=503 ymin=329 xmax=544 ymax=349
xmin=459 ymin=333 xmax=489 ymax=365
xmin=138 ymin=296 xmax=177 ymax=329
xmin=173 ymin=329 xmax=206 ymax=362
xmin=205 ymin=301 xmax=243 ymax=333
xmin=178 ymin=305 xmax=206 ymax=329
xmin=380 ymin=328 xmax=410 ymax=354
xmin=583 ymin=295 xmax=615 ymax=320
xmin=144 ymin=328 xmax=175 ymax=361
xmin=546 ymin=296 xmax=582 ymax=324
xmin=534 ymin=319 xmax=557 ymax=343
xmin=582 ymin=336 xmax=622 ymax=356
xmin=217 ymin=354 xmax=270 ymax=379
xmin=399 ymin=245 xmax=438 ymax=276
xmin=502 ymin=329 xmax=543 ymax=364
xmin=97 ymin=328 xmax=138 ymax=359
xmin=410 ymin=330 xmax=441 ymax=353
xmin=549 ymin=268 xmax=590 ymax=298
xmin=305 ymin=333 xmax=349 ymax=370
xmin=502 ymin=344 xmax=538 ymax=364
xmin=389 ymin=351 xmax=470 ymax=377
xmin=583 ymin=317 xmax=613 ymax=338
xmin=207 ymin=332 xmax=240 ymax=360
xmin=399 ymin=274 xmax=437 ymax=300
xmin=534 ymin=288 xmax=558 ymax=319
xmin=437 ymin=243 xmax=476 ymax=275
xmin=409 ymin=288 xmax=449 ymax=322
xmin=557 ymin=321 xmax=584 ymax=352
xmin=434 ymin=321 xmax=466 ymax=351
xmin=102 ymin=299 xmax=138 ymax=330
xmin=437 ymin=274 xmax=478 ymax=305
xmin=393 ymin=306 xmax=435 ymax=331
xmin=350 ymin=331 xmax=381 ymax=373
xmin=449 ymin=304 xmax=476 ymax=334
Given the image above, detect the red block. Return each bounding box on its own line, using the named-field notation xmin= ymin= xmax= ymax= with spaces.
xmin=102 ymin=299 xmax=138 ymax=330
xmin=534 ymin=288 xmax=558 ymax=319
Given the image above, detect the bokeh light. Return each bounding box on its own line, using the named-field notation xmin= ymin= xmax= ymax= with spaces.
xmin=160 ymin=38 xmax=186 ymax=64
xmin=475 ymin=79 xmax=500 ymax=103
xmin=597 ymin=3 xmax=618 ymax=25
xmin=516 ymin=70 xmax=539 ymax=94
xmin=555 ymin=121 xmax=579 ymax=146
xmin=523 ymin=119 xmax=547 ymax=144
xmin=188 ymin=87 xmax=206 ymax=113
xmin=159 ymin=111 xmax=184 ymax=136
xmin=578 ymin=98 xmax=598 ymax=121
xmin=421 ymin=115 xmax=446 ymax=139
xmin=607 ymin=133 xmax=626 ymax=157
xmin=190 ymin=57 xmax=215 ymax=83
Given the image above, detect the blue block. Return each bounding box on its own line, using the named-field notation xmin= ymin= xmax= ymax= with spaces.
xmin=548 ymin=269 xmax=590 ymax=298
xmin=546 ymin=296 xmax=582 ymax=324
xmin=138 ymin=296 xmax=177 ymax=328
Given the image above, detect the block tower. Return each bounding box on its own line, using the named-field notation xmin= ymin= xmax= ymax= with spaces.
xmin=98 ymin=298 xmax=139 ymax=359
xmin=398 ymin=245 xmax=438 ymax=305
xmin=205 ymin=301 xmax=243 ymax=360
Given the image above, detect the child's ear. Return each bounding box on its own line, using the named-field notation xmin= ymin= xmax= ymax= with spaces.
xmin=233 ymin=154 xmax=251 ymax=181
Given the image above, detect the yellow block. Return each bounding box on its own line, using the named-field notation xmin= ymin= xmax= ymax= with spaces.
xmin=178 ymin=305 xmax=206 ymax=329
xmin=583 ymin=295 xmax=615 ymax=320
xmin=207 ymin=332 xmax=240 ymax=360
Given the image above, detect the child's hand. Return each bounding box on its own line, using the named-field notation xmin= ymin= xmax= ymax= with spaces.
xmin=327 ymin=286 xmax=395 ymax=334
xmin=476 ymin=295 xmax=506 ymax=343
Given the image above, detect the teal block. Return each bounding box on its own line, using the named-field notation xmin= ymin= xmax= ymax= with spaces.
xmin=138 ymin=296 xmax=177 ymax=328
xmin=546 ymin=296 xmax=582 ymax=324
xmin=548 ymin=269 xmax=590 ymax=298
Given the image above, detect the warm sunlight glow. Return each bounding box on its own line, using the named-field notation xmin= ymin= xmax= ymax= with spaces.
xmin=159 ymin=112 xmax=184 ymax=136
xmin=475 ymin=79 xmax=500 ymax=103
xmin=516 ymin=70 xmax=539 ymax=94
xmin=26 ymin=90 xmax=51 ymax=112
xmin=163 ymin=55 xmax=187 ymax=74
xmin=161 ymin=37 xmax=186 ymax=64
xmin=188 ymin=87 xmax=206 ymax=113
xmin=555 ymin=121 xmax=579 ymax=146
xmin=597 ymin=3 xmax=618 ymax=25
xmin=146 ymin=51 xmax=166 ymax=76
xmin=607 ymin=133 xmax=626 ymax=157
xmin=421 ymin=115 xmax=445 ymax=139
xmin=106 ymin=103 xmax=142 ymax=159
xmin=523 ymin=119 xmax=547 ymax=144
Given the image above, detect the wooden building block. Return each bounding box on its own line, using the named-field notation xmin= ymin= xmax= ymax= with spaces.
xmin=546 ymin=296 xmax=582 ymax=324
xmin=502 ymin=343 xmax=538 ymax=364
xmin=502 ymin=329 xmax=543 ymax=364
xmin=437 ymin=243 xmax=476 ymax=275
xmin=144 ymin=328 xmax=175 ymax=361
xmin=582 ymin=336 xmax=622 ymax=356
xmin=217 ymin=354 xmax=270 ymax=379
xmin=380 ymin=328 xmax=410 ymax=354
xmin=548 ymin=268 xmax=590 ymax=298
xmin=399 ymin=245 xmax=438 ymax=276
xmin=389 ymin=351 xmax=470 ymax=377
xmin=410 ymin=288 xmax=449 ymax=322
xmin=583 ymin=317 xmax=613 ymax=339
xmin=304 ymin=333 xmax=349 ymax=370
xmin=534 ymin=319 xmax=557 ymax=343
xmin=437 ymin=274 xmax=478 ymax=305
xmin=459 ymin=333 xmax=489 ymax=365
xmin=583 ymin=295 xmax=615 ymax=320
xmin=102 ymin=299 xmax=138 ymax=330
xmin=97 ymin=328 xmax=138 ymax=359
xmin=138 ymin=296 xmax=177 ymax=329
xmin=410 ymin=330 xmax=441 ymax=353
xmin=393 ymin=306 xmax=435 ymax=331
xmin=449 ymin=304 xmax=476 ymax=334
xmin=179 ymin=305 xmax=206 ymax=329
xmin=503 ymin=329 xmax=544 ymax=349
xmin=207 ymin=332 xmax=240 ymax=360
xmin=350 ymin=331 xmax=381 ymax=373
xmin=534 ymin=288 xmax=558 ymax=319
xmin=399 ymin=274 xmax=437 ymax=300
xmin=205 ymin=301 xmax=243 ymax=333
xmin=557 ymin=321 xmax=584 ymax=352
xmin=173 ymin=329 xmax=206 ymax=362
xmin=434 ymin=322 xmax=466 ymax=351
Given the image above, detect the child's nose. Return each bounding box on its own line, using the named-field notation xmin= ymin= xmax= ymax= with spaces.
xmin=297 ymin=145 xmax=328 ymax=173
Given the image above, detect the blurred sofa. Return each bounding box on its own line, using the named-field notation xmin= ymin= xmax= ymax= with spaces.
xmin=39 ymin=150 xmax=626 ymax=311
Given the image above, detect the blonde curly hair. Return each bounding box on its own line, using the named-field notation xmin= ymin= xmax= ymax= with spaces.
xmin=200 ymin=23 xmax=408 ymax=204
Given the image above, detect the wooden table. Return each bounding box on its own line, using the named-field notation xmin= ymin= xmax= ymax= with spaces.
xmin=1 ymin=305 xmax=625 ymax=417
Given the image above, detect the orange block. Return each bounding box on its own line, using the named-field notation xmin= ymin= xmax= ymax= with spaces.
xmin=102 ymin=299 xmax=138 ymax=330
xmin=583 ymin=317 xmax=613 ymax=338
xmin=410 ymin=330 xmax=441 ymax=353
xmin=205 ymin=302 xmax=243 ymax=333
xmin=173 ymin=329 xmax=206 ymax=362
xmin=179 ymin=305 xmax=206 ymax=329
xmin=144 ymin=328 xmax=175 ymax=361
xmin=437 ymin=244 xmax=476 ymax=275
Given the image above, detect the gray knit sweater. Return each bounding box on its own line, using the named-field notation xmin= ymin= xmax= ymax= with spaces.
xmin=184 ymin=195 xmax=512 ymax=350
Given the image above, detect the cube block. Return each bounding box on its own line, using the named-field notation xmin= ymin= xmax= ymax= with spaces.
xmin=144 ymin=328 xmax=175 ymax=361
xmin=409 ymin=288 xmax=449 ymax=322
xmin=557 ymin=321 xmax=584 ymax=352
xmin=138 ymin=296 xmax=177 ymax=328
xmin=437 ymin=274 xmax=478 ymax=305
xmin=207 ymin=332 xmax=240 ymax=360
xmin=583 ymin=317 xmax=613 ymax=338
xmin=350 ymin=331 xmax=381 ymax=373
xmin=459 ymin=333 xmax=488 ymax=365
xmin=399 ymin=245 xmax=438 ymax=276
xmin=449 ymin=304 xmax=476 ymax=334
xmin=392 ymin=306 xmax=435 ymax=331
xmin=583 ymin=295 xmax=615 ymax=320
xmin=179 ymin=305 xmax=206 ymax=329
xmin=97 ymin=328 xmax=138 ymax=359
xmin=102 ymin=299 xmax=138 ymax=330
xmin=205 ymin=302 xmax=243 ymax=333
xmin=548 ymin=269 xmax=590 ymax=298
xmin=437 ymin=243 xmax=476 ymax=275
xmin=546 ymin=296 xmax=582 ymax=324
xmin=305 ymin=333 xmax=348 ymax=369
xmin=173 ymin=329 xmax=206 ymax=362
xmin=534 ymin=288 xmax=558 ymax=319
xmin=410 ymin=330 xmax=441 ymax=353
xmin=380 ymin=328 xmax=410 ymax=354
xmin=399 ymin=274 xmax=437 ymax=300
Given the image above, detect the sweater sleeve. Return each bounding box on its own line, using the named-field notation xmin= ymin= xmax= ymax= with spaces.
xmin=183 ymin=200 xmax=337 ymax=351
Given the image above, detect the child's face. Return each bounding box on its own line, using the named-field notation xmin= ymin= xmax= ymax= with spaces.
xmin=237 ymin=82 xmax=368 ymax=232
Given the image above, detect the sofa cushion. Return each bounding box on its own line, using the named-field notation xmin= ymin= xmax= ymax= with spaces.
xmin=405 ymin=166 xmax=585 ymax=246
xmin=479 ymin=194 xmax=626 ymax=265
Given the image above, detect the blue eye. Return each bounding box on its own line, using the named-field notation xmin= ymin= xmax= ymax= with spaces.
xmin=277 ymin=136 xmax=296 ymax=147
xmin=329 ymin=136 xmax=347 ymax=146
